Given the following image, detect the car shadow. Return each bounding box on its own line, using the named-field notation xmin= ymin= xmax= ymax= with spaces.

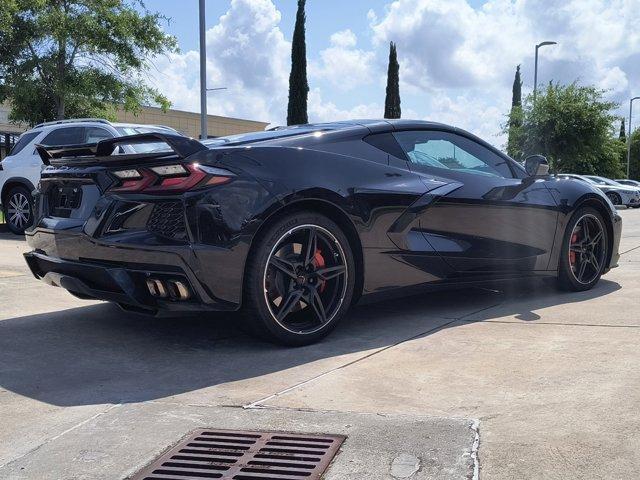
xmin=0 ymin=278 xmax=621 ymax=407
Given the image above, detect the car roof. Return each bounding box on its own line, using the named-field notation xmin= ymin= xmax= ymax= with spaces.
xmin=22 ymin=120 xmax=177 ymax=137
xmin=205 ymin=119 xmax=472 ymax=148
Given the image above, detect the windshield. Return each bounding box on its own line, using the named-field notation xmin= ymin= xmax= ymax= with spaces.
xmin=115 ymin=126 xmax=179 ymax=153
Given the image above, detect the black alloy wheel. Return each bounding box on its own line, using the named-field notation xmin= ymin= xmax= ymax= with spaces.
xmin=243 ymin=211 xmax=355 ymax=345
xmin=4 ymin=186 xmax=33 ymax=235
xmin=606 ymin=191 xmax=622 ymax=206
xmin=558 ymin=207 xmax=608 ymax=291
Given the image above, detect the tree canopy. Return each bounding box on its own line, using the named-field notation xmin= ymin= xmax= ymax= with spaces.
xmin=517 ymin=83 xmax=624 ymax=178
xmin=0 ymin=0 xmax=177 ymax=125
xmin=286 ymin=0 xmax=309 ymax=126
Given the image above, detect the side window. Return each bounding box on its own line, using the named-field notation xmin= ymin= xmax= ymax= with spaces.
xmin=393 ymin=130 xmax=514 ymax=179
xmin=7 ymin=131 xmax=40 ymax=156
xmin=40 ymin=127 xmax=85 ymax=146
xmin=85 ymin=127 xmax=113 ymax=143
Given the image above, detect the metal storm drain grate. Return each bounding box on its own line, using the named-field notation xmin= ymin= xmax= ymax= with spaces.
xmin=131 ymin=429 xmax=346 ymax=480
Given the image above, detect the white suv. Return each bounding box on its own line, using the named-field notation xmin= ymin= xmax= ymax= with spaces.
xmin=0 ymin=119 xmax=179 ymax=234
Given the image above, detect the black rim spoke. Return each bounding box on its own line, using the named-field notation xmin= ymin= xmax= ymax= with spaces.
xmin=316 ymin=265 xmax=346 ymax=281
xmin=309 ymin=288 xmax=327 ymax=324
xmin=581 ymin=218 xmax=590 ymax=241
xmin=264 ymin=225 xmax=348 ymax=334
xmin=577 ymin=260 xmax=588 ymax=282
xmin=277 ymin=289 xmax=304 ymax=321
xmin=269 ymin=256 xmax=297 ymax=280
xmin=303 ymin=227 xmax=317 ymax=266
xmin=590 ymin=231 xmax=603 ymax=246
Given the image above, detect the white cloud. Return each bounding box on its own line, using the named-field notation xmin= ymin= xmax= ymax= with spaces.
xmin=148 ymin=0 xmax=640 ymax=148
xmin=150 ymin=0 xmax=289 ymax=123
xmin=309 ymin=29 xmax=376 ymax=92
xmin=368 ymin=0 xmax=640 ymax=145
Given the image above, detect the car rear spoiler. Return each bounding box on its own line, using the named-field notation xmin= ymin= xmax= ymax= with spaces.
xmin=35 ymin=133 xmax=208 ymax=166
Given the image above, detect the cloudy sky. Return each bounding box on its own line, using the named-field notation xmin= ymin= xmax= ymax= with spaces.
xmin=145 ymin=0 xmax=640 ymax=148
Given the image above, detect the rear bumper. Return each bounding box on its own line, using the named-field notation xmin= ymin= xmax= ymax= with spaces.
xmin=24 ymin=228 xmax=244 ymax=313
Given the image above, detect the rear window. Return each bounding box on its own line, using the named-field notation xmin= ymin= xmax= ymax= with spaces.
xmin=41 ymin=127 xmax=85 ymax=146
xmin=8 ymin=131 xmax=40 ymax=156
xmin=115 ymin=126 xmax=176 ymax=153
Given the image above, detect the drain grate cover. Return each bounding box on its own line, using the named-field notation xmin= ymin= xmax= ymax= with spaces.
xmin=131 ymin=429 xmax=346 ymax=480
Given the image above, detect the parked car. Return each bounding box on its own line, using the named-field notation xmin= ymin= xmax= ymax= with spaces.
xmin=0 ymin=119 xmax=179 ymax=234
xmin=559 ymin=174 xmax=640 ymax=207
xmin=23 ymin=120 xmax=621 ymax=345
xmin=614 ymin=179 xmax=640 ymax=189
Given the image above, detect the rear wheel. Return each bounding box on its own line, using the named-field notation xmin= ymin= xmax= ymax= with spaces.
xmin=243 ymin=211 xmax=355 ymax=346
xmin=3 ymin=186 xmax=33 ymax=235
xmin=557 ymin=207 xmax=608 ymax=291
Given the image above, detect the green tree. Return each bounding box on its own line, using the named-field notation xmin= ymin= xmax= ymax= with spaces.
xmin=0 ymin=0 xmax=177 ymax=126
xmin=619 ymin=117 xmax=626 ymax=142
xmin=519 ymin=82 xmax=624 ymax=178
xmin=286 ymin=0 xmax=308 ymax=126
xmin=506 ymin=64 xmax=523 ymax=159
xmin=384 ymin=41 xmax=401 ymax=119
xmin=629 ymin=128 xmax=640 ymax=180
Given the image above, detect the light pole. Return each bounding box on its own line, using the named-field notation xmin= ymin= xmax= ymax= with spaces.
xmin=199 ymin=0 xmax=207 ymax=140
xmin=533 ymin=41 xmax=557 ymax=103
xmin=627 ymin=96 xmax=640 ymax=178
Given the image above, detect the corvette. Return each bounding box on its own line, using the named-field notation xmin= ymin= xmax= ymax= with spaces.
xmin=24 ymin=120 xmax=621 ymax=345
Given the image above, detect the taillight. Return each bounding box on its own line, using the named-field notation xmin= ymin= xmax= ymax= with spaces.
xmin=109 ymin=163 xmax=234 ymax=194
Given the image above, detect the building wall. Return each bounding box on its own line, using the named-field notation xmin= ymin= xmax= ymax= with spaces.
xmin=116 ymin=106 xmax=268 ymax=138
xmin=0 ymin=102 xmax=269 ymax=140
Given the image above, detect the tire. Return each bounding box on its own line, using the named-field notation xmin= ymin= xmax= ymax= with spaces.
xmin=557 ymin=207 xmax=608 ymax=292
xmin=606 ymin=192 xmax=622 ymax=206
xmin=3 ymin=185 xmax=34 ymax=235
xmin=243 ymin=210 xmax=356 ymax=346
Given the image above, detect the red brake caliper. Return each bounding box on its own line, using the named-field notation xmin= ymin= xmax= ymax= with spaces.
xmin=570 ymin=232 xmax=579 ymax=266
xmin=313 ymin=249 xmax=327 ymax=292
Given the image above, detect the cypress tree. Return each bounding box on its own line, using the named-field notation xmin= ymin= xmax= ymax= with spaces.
xmin=287 ymin=0 xmax=309 ymax=126
xmin=507 ymin=65 xmax=523 ymax=158
xmin=620 ymin=117 xmax=626 ymax=142
xmin=384 ymin=42 xmax=401 ymax=119
xmin=511 ymin=64 xmax=522 ymax=108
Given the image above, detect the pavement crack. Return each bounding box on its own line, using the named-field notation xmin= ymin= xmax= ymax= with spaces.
xmin=0 ymin=403 xmax=122 ymax=470
xmin=469 ymin=419 xmax=481 ymax=480
xmin=245 ymin=302 xmax=502 ymax=409
xmin=463 ymin=319 xmax=640 ymax=328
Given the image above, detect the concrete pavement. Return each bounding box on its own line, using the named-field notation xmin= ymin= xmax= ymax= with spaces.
xmin=0 ymin=209 xmax=639 ymax=479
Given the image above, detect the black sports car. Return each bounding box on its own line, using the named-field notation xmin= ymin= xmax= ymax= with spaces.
xmin=24 ymin=120 xmax=622 ymax=345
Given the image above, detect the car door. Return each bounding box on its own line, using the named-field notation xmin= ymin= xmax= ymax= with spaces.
xmin=393 ymin=129 xmax=558 ymax=274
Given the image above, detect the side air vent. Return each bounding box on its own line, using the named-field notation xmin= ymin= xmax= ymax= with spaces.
xmin=146 ymin=202 xmax=187 ymax=240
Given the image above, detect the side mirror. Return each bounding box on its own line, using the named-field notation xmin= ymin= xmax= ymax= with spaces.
xmin=524 ymin=155 xmax=550 ymax=177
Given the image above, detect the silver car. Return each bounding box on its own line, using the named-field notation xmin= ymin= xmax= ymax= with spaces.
xmin=560 ymin=174 xmax=640 ymax=207
xmin=615 ymin=179 xmax=640 ymax=189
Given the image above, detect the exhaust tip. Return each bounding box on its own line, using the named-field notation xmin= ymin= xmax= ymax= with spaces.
xmin=167 ymin=280 xmax=191 ymax=301
xmin=146 ymin=278 xmax=168 ymax=298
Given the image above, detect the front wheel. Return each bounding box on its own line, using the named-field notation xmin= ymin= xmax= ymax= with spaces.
xmin=606 ymin=192 xmax=622 ymax=206
xmin=243 ymin=211 xmax=356 ymax=346
xmin=3 ymin=186 xmax=34 ymax=235
xmin=557 ymin=207 xmax=608 ymax=292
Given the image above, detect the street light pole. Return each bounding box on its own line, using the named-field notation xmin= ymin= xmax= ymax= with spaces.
xmin=199 ymin=0 xmax=207 ymax=140
xmin=627 ymin=96 xmax=640 ymax=178
xmin=533 ymin=41 xmax=557 ymax=103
